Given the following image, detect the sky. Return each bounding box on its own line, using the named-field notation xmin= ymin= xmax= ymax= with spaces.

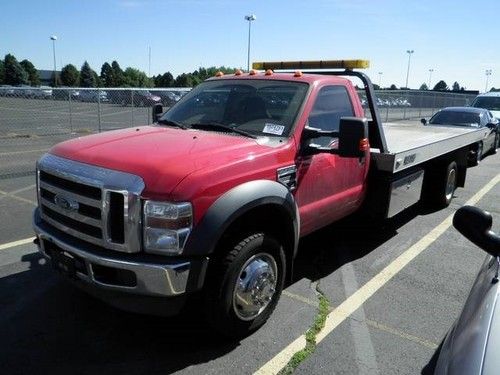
xmin=1 ymin=0 xmax=499 ymax=91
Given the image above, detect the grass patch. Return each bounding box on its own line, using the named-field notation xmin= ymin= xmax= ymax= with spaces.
xmin=278 ymin=285 xmax=330 ymax=375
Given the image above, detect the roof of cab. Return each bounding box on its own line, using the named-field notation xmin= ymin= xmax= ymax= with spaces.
xmin=205 ymin=71 xmax=350 ymax=85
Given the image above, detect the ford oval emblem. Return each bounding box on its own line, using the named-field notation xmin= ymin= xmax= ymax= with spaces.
xmin=54 ymin=194 xmax=79 ymax=211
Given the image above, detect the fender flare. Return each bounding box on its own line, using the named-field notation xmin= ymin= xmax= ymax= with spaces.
xmin=183 ymin=180 xmax=299 ymax=258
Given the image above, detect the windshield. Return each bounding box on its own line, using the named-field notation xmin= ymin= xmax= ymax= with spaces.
xmin=471 ymin=96 xmax=500 ymax=111
xmin=159 ymin=79 xmax=309 ymax=137
xmin=429 ymin=111 xmax=482 ymax=126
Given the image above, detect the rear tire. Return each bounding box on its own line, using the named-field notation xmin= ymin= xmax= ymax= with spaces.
xmin=423 ymin=161 xmax=457 ymax=208
xmin=204 ymin=233 xmax=285 ymax=339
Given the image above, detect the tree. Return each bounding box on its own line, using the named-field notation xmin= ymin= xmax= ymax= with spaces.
xmin=20 ymin=59 xmax=40 ymax=86
xmin=79 ymin=61 xmax=96 ymax=87
xmin=100 ymin=62 xmax=113 ymax=87
xmin=111 ymin=61 xmax=125 ymax=87
xmin=433 ymin=80 xmax=448 ymax=91
xmin=123 ymin=67 xmax=152 ymax=87
xmin=60 ymin=64 xmax=79 ymax=86
xmin=452 ymin=81 xmax=461 ymax=91
xmin=419 ymin=83 xmax=429 ymax=90
xmin=389 ymin=84 xmax=397 ymax=90
xmin=154 ymin=72 xmax=174 ymax=87
xmin=372 ymin=84 xmax=381 ymax=90
xmin=3 ymin=54 xmax=28 ymax=85
xmin=0 ymin=59 xmax=4 ymax=84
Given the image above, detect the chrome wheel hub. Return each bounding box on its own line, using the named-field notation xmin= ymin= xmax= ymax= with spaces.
xmin=445 ymin=168 xmax=456 ymax=201
xmin=233 ymin=253 xmax=278 ymax=321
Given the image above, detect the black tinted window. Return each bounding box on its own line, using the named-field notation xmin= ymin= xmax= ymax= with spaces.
xmin=308 ymin=86 xmax=354 ymax=131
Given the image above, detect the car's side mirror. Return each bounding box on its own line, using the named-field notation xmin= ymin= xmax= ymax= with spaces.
xmin=486 ymin=122 xmax=497 ymax=129
xmin=453 ymin=206 xmax=500 ymax=257
xmin=302 ymin=117 xmax=368 ymax=158
xmin=421 ymin=118 xmax=427 ymax=125
xmin=152 ymin=103 xmax=163 ymax=123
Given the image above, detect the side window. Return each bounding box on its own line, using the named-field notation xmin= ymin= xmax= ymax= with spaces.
xmin=308 ymin=85 xmax=354 ymax=132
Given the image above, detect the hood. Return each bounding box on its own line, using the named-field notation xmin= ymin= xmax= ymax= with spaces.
xmin=50 ymin=126 xmax=269 ymax=197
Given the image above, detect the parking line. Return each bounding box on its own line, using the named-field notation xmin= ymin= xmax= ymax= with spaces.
xmin=0 ymin=148 xmax=49 ymax=156
xmin=0 ymin=189 xmax=36 ymax=205
xmin=0 ymin=237 xmax=34 ymax=251
xmin=254 ymin=173 xmax=500 ymax=375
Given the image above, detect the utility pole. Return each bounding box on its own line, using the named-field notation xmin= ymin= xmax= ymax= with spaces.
xmin=405 ymin=50 xmax=414 ymax=89
xmin=244 ymin=14 xmax=256 ymax=71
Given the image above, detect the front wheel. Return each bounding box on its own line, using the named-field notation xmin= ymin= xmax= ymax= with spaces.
xmin=204 ymin=233 xmax=285 ymax=338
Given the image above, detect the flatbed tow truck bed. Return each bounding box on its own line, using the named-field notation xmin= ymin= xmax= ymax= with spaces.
xmin=371 ymin=122 xmax=487 ymax=173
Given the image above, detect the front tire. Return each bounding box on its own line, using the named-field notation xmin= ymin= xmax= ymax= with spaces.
xmin=204 ymin=233 xmax=285 ymax=338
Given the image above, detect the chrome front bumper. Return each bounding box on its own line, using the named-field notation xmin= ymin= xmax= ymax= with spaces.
xmin=33 ymin=209 xmax=192 ymax=297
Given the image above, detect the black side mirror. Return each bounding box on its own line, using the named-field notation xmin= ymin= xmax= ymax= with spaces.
xmin=337 ymin=117 xmax=368 ymax=158
xmin=453 ymin=206 xmax=500 ymax=257
xmin=420 ymin=118 xmax=427 ymax=125
xmin=486 ymin=122 xmax=497 ymax=129
xmin=152 ymin=103 xmax=163 ymax=123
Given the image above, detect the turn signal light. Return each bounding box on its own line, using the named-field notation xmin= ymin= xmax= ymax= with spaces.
xmin=215 ymin=71 xmax=224 ymax=77
xmin=265 ymin=69 xmax=273 ymax=76
xmin=234 ymin=69 xmax=243 ymax=76
xmin=294 ymin=70 xmax=303 ymax=77
xmin=249 ymin=69 xmax=257 ymax=75
xmin=359 ymin=138 xmax=369 ymax=151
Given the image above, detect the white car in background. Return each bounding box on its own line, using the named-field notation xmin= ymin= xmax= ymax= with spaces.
xmin=471 ymin=92 xmax=500 ymax=119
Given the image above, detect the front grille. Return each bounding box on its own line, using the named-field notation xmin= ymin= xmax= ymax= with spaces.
xmin=37 ymin=154 xmax=144 ymax=253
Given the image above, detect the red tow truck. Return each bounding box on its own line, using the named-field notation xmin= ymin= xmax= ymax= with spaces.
xmin=33 ymin=60 xmax=487 ymax=337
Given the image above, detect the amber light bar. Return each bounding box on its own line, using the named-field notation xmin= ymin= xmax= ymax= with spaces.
xmin=252 ymin=59 xmax=370 ymax=71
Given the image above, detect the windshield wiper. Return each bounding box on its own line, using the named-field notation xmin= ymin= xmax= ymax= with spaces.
xmin=189 ymin=122 xmax=257 ymax=139
xmin=157 ymin=119 xmax=188 ymax=129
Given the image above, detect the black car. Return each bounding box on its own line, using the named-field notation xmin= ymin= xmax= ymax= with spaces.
xmin=422 ymin=107 xmax=499 ymax=165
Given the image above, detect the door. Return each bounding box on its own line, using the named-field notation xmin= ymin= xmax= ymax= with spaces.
xmin=294 ymin=85 xmax=369 ymax=235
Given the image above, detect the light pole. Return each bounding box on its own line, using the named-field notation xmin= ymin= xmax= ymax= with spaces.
xmin=244 ymin=14 xmax=256 ymax=72
xmin=485 ymin=69 xmax=492 ymax=92
xmin=428 ymin=69 xmax=434 ymax=89
xmin=378 ymin=72 xmax=383 ymax=88
xmin=50 ymin=35 xmax=58 ymax=86
xmin=405 ymin=50 xmax=414 ymax=89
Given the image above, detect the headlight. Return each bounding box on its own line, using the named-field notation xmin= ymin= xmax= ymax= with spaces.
xmin=143 ymin=201 xmax=192 ymax=255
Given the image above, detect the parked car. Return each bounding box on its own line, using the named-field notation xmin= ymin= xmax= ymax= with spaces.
xmin=32 ymin=86 xmax=53 ymax=99
xmin=471 ymin=92 xmax=500 ymax=120
xmin=78 ymin=90 xmax=109 ymax=103
xmin=114 ymin=90 xmax=162 ymax=106
xmin=150 ymin=90 xmax=181 ymax=106
xmin=0 ymin=85 xmax=14 ymax=97
xmin=422 ymin=107 xmax=499 ymax=165
xmin=434 ymin=205 xmax=500 ymax=375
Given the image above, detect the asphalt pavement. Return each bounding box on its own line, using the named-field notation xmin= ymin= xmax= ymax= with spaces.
xmin=0 ymin=149 xmax=499 ymax=374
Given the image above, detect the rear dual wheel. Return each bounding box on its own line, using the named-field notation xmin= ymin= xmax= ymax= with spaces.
xmin=423 ymin=161 xmax=457 ymax=208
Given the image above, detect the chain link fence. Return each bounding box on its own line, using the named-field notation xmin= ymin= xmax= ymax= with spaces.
xmin=0 ymin=87 xmax=478 ymax=179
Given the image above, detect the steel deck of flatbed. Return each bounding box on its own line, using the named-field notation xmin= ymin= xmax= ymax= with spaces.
xmin=371 ymin=122 xmax=489 ymax=173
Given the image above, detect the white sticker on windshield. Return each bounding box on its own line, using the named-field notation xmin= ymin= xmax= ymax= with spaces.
xmin=263 ymin=123 xmax=285 ymax=135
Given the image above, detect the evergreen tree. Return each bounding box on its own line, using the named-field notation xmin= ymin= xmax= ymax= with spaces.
xmin=389 ymin=84 xmax=397 ymax=90
xmin=433 ymin=80 xmax=448 ymax=91
xmin=452 ymin=81 xmax=460 ymax=91
xmin=79 ymin=61 xmax=96 ymax=87
xmin=0 ymin=59 xmax=4 ymax=84
xmin=60 ymin=64 xmax=79 ymax=86
xmin=154 ymin=72 xmax=174 ymax=87
xmin=100 ymin=62 xmax=113 ymax=87
xmin=20 ymin=59 xmax=40 ymax=86
xmin=111 ymin=61 xmax=125 ymax=87
xmin=419 ymin=83 xmax=429 ymax=90
xmin=4 ymin=54 xmax=28 ymax=85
